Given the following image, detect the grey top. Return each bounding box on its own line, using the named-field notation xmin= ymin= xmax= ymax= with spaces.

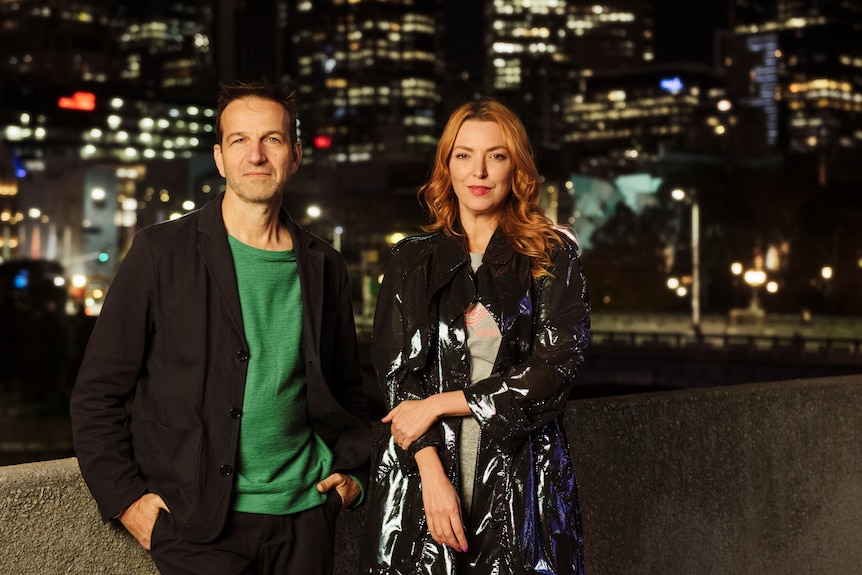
xmin=459 ymin=252 xmax=502 ymax=520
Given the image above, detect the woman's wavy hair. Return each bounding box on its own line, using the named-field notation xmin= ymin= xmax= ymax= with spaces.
xmin=419 ymin=97 xmax=562 ymax=277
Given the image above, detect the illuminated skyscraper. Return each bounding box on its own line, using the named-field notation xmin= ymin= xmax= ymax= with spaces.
xmin=114 ymin=0 xmax=217 ymax=101
xmin=0 ymin=0 xmax=119 ymax=86
xmin=721 ymin=0 xmax=862 ymax=182
xmin=286 ymin=0 xmax=446 ymax=168
xmin=484 ymin=0 xmax=657 ymax=153
xmin=0 ymin=1 xmax=217 ymax=270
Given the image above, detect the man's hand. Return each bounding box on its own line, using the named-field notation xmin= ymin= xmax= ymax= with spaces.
xmin=118 ymin=493 xmax=170 ymax=550
xmin=317 ymin=473 xmax=361 ymax=510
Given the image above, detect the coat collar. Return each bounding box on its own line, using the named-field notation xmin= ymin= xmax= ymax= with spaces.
xmin=427 ymin=223 xmax=518 ymax=307
xmin=430 ymin=223 xmax=516 ymax=273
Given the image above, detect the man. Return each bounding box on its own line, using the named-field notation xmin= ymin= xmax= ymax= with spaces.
xmin=70 ymin=80 xmax=371 ymax=574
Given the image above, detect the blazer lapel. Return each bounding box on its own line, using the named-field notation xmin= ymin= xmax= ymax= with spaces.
xmin=287 ymin=218 xmax=324 ymax=359
xmin=196 ymin=194 xmax=245 ymax=338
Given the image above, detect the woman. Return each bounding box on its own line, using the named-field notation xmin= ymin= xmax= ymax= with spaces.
xmin=362 ymin=98 xmax=590 ymax=574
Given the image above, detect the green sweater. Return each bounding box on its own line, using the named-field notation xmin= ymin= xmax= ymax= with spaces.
xmin=228 ymin=236 xmax=333 ymax=515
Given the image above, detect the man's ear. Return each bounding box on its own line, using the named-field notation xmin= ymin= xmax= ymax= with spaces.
xmin=213 ymin=144 xmax=226 ymax=177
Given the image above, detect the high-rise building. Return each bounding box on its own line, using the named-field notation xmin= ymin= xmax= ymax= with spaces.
xmin=0 ymin=0 xmax=119 ymax=86
xmin=214 ymin=0 xmax=288 ymax=85
xmin=560 ymin=63 xmax=723 ymax=177
xmin=286 ymin=0 xmax=446 ymax=168
xmin=0 ymin=1 xmax=217 ymax=275
xmin=113 ymin=0 xmax=218 ymax=101
xmin=720 ymin=0 xmax=862 ymax=183
xmin=483 ymin=0 xmax=657 ymax=153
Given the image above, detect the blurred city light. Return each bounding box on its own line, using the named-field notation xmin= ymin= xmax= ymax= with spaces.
xmin=386 ymin=232 xmax=406 ymax=245
xmin=743 ymin=269 xmax=766 ymax=286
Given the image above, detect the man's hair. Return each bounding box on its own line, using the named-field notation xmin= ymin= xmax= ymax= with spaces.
xmin=215 ymin=79 xmax=299 ymax=145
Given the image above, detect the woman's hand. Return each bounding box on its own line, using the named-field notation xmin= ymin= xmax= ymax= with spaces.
xmin=415 ymin=447 xmax=469 ymax=552
xmin=384 ymin=392 xmax=471 ymax=451
xmin=383 ymin=398 xmax=439 ymax=451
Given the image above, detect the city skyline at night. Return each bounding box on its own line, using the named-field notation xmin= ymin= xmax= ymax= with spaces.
xmin=0 ymin=0 xmax=861 ymax=316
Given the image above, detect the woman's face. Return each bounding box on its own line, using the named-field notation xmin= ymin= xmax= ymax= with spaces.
xmin=448 ymin=120 xmax=513 ymax=223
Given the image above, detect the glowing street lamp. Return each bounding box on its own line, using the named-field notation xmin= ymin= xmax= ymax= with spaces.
xmin=671 ymin=188 xmax=700 ymax=332
xmin=306 ymin=205 xmax=343 ymax=252
xmin=743 ymin=269 xmax=766 ymax=312
xmin=666 ymin=276 xmax=688 ymax=298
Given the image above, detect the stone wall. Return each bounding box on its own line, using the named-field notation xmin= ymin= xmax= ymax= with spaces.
xmin=2 ymin=374 xmax=862 ymax=574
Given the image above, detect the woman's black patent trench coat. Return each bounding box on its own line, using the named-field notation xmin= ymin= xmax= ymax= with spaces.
xmin=362 ymin=227 xmax=591 ymax=575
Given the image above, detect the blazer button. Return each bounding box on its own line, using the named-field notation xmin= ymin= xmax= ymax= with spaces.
xmin=236 ymin=350 xmax=249 ymax=362
xmin=229 ymin=408 xmax=241 ymax=419
xmin=219 ymin=465 xmax=233 ymax=477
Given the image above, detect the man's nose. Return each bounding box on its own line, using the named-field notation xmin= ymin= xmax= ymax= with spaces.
xmin=248 ymin=141 xmax=266 ymax=164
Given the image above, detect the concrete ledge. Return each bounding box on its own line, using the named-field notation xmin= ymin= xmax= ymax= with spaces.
xmin=3 ymin=374 xmax=862 ymax=574
xmin=0 ymin=457 xmax=154 ymax=574
xmin=569 ymin=374 xmax=862 ymax=574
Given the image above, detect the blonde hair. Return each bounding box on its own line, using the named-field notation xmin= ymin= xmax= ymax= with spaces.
xmin=419 ymin=97 xmax=561 ymax=277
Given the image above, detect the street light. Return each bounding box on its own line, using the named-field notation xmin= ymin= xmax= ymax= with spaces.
xmin=743 ymin=269 xmax=766 ymax=312
xmin=820 ymin=265 xmax=833 ymax=309
xmin=671 ymin=187 xmax=700 ymax=332
xmin=306 ymin=205 xmax=343 ymax=252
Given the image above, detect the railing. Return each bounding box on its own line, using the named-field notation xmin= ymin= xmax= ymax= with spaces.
xmin=590 ymin=330 xmax=862 ymax=361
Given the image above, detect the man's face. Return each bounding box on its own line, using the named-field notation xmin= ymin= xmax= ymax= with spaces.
xmin=213 ymin=96 xmax=302 ymax=204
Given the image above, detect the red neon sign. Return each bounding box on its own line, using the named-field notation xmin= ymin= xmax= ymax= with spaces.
xmin=58 ymin=91 xmax=96 ymax=111
xmin=314 ymin=135 xmax=332 ymax=149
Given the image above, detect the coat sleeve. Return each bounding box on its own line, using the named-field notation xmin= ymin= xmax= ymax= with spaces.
xmin=463 ymin=244 xmax=591 ymax=453
xmin=69 ymin=232 xmax=154 ymax=522
xmin=371 ymin=247 xmax=443 ymax=471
